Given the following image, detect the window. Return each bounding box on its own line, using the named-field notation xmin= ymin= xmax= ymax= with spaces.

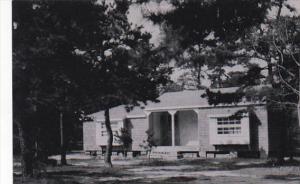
xmin=216 ymin=117 xmax=241 ymax=135
xmin=217 ymin=127 xmax=241 ymax=134
xmin=209 ymin=114 xmax=250 ymax=145
xmin=217 ymin=117 xmax=241 ymax=125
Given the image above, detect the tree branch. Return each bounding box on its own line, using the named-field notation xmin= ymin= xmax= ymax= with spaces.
xmin=268 ymin=98 xmax=298 ymax=106
xmin=277 ymin=64 xmax=300 ymax=94
xmin=276 ymin=64 xmax=296 ymax=78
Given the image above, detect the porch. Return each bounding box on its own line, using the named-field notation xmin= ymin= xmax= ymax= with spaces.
xmin=147 ymin=109 xmax=200 ymax=158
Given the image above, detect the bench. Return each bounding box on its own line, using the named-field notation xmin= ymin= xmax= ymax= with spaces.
xmin=206 ymin=151 xmax=230 ymax=158
xmin=178 ymin=151 xmax=200 ymax=158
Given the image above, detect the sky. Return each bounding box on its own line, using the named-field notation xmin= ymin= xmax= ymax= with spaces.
xmin=127 ymin=2 xmax=169 ymax=47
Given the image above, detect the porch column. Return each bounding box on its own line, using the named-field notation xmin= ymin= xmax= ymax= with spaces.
xmin=168 ymin=110 xmax=177 ymax=147
xmin=145 ymin=111 xmax=152 ymax=130
xmin=193 ymin=109 xmax=200 ymax=140
xmin=193 ymin=109 xmax=202 ymax=156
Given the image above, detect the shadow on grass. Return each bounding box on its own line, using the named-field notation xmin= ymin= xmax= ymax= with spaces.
xmin=138 ymin=158 xmax=300 ymax=171
xmin=99 ymin=177 xmax=202 ymax=184
xmin=14 ymin=177 xmax=82 ymax=184
xmin=138 ymin=159 xmax=182 ymax=166
xmin=14 ymin=167 xmax=130 ymax=184
xmin=47 ymin=167 xmax=128 ymax=178
xmin=186 ymin=158 xmax=300 ymax=171
xmin=265 ymin=174 xmax=300 ymax=181
xmin=164 ymin=176 xmax=198 ymax=182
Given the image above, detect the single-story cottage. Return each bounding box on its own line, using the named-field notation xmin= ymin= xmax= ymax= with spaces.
xmin=83 ymin=87 xmax=299 ymax=158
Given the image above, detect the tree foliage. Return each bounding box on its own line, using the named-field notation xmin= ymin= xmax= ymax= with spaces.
xmin=140 ymin=0 xmax=272 ymax=88
xmin=140 ymin=129 xmax=157 ymax=160
xmin=13 ymin=0 xmax=109 ymax=174
xmin=13 ymin=0 xmax=171 ymax=175
xmin=201 ymin=89 xmax=245 ymax=105
xmin=142 ymin=0 xmax=300 ymax=161
xmin=115 ymin=127 xmax=133 ymax=157
xmin=147 ymin=0 xmax=270 ymax=47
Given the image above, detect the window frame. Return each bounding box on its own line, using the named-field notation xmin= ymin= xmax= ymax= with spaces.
xmin=208 ymin=113 xmax=250 ymax=145
xmin=216 ymin=117 xmax=242 ymax=135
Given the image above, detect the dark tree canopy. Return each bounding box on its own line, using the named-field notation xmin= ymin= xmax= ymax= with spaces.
xmin=13 ymin=0 xmax=171 ymax=119
xmin=147 ymin=0 xmax=270 ymax=48
xmin=13 ymin=0 xmax=171 ymax=174
xmin=139 ymin=0 xmax=272 ymax=89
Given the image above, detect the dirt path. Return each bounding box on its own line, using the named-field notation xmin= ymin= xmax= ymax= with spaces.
xmin=14 ymin=155 xmax=300 ymax=184
xmin=95 ymin=165 xmax=300 ymax=183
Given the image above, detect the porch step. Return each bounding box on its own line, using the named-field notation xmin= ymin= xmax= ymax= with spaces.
xmin=150 ymin=151 xmax=178 ymax=159
xmin=150 ymin=146 xmax=177 ymax=159
xmin=149 ymin=146 xmax=199 ymax=159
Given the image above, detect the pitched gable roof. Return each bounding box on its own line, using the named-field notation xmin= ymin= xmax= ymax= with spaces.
xmin=89 ymin=86 xmax=266 ymax=121
xmin=145 ymin=87 xmax=240 ymax=110
xmin=89 ymin=105 xmax=145 ymax=121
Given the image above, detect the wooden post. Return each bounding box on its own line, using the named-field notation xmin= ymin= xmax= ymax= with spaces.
xmin=193 ymin=109 xmax=201 ymax=157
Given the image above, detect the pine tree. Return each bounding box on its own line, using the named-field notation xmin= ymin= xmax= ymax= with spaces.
xmin=13 ymin=0 xmax=170 ymax=175
xmin=142 ymin=0 xmax=300 ymax=162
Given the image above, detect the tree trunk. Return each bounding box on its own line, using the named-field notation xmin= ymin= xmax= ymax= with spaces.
xmin=267 ymin=62 xmax=275 ymax=86
xmin=277 ymin=134 xmax=285 ymax=164
xmin=148 ymin=149 xmax=151 ymax=162
xmin=295 ymin=68 xmax=300 ymax=160
xmin=16 ymin=120 xmax=33 ymax=177
xmin=287 ymin=127 xmax=294 ymax=161
xmin=196 ymin=65 xmax=201 ymax=89
xmin=60 ymin=111 xmax=67 ymax=165
xmin=297 ymin=100 xmax=300 ymax=127
xmin=104 ymin=108 xmax=113 ymax=167
xmin=123 ymin=146 xmax=128 ymax=158
xmin=276 ymin=0 xmax=284 ymax=20
xmin=298 ymin=68 xmax=300 ymax=127
xmin=277 ymin=111 xmax=287 ymax=164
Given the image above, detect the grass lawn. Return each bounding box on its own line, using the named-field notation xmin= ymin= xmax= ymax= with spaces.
xmin=13 ymin=155 xmax=300 ymax=184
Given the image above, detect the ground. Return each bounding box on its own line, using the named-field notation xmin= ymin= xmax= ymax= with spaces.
xmin=14 ymin=153 xmax=300 ymax=184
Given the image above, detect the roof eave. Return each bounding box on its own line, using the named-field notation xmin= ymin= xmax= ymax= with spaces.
xmin=144 ymin=102 xmax=266 ymax=112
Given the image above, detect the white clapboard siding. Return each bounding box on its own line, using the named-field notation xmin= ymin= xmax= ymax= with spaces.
xmin=131 ymin=118 xmax=148 ymax=151
xmin=83 ymin=121 xmax=98 ymax=151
